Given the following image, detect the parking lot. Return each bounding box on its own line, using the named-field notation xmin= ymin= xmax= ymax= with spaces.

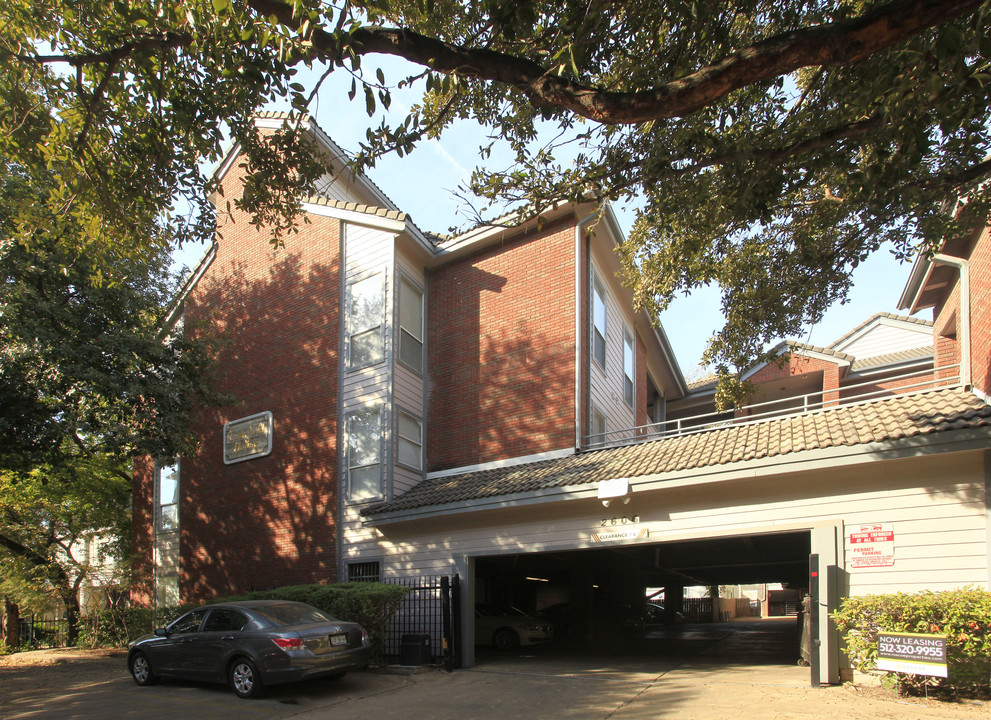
xmin=2 ymin=619 xmax=987 ymax=720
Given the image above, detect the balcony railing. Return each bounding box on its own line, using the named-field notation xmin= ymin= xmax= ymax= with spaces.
xmin=584 ymin=361 xmax=961 ymax=450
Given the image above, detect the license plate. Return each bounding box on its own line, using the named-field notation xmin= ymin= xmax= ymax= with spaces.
xmin=330 ymin=633 xmax=348 ymax=647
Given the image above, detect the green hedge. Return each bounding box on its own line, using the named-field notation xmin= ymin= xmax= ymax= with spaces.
xmin=78 ymin=604 xmax=192 ymax=648
xmin=832 ymin=587 xmax=991 ymax=697
xmin=220 ymin=582 xmax=408 ymax=661
xmin=79 ymin=581 xmax=407 ymax=664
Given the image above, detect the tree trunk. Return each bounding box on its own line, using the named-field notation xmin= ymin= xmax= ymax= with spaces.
xmin=61 ymin=591 xmax=81 ymax=647
xmin=3 ymin=596 xmax=20 ymax=650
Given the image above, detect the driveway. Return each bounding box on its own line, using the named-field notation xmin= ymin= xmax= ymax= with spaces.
xmin=2 ymin=619 xmax=987 ymax=720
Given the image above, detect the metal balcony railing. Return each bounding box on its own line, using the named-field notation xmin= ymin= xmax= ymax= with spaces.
xmin=583 ymin=361 xmax=961 ymax=450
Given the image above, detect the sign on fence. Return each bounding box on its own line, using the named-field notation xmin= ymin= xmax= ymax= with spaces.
xmin=877 ymin=632 xmax=948 ymax=678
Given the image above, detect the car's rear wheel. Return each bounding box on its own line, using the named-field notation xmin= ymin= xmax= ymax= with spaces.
xmin=229 ymin=657 xmax=265 ymax=699
xmin=493 ymin=627 xmax=520 ymax=651
xmin=129 ymin=652 xmax=158 ymax=686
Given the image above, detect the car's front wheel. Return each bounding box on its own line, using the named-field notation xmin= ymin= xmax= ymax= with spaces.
xmin=229 ymin=657 xmax=265 ymax=699
xmin=493 ymin=627 xmax=521 ymax=651
xmin=129 ymin=652 xmax=158 ymax=686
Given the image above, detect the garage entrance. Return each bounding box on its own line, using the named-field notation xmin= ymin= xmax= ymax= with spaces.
xmin=469 ymin=529 xmax=817 ymax=674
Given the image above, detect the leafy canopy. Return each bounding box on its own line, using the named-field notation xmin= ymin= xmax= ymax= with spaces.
xmin=2 ymin=0 xmax=989 ymax=372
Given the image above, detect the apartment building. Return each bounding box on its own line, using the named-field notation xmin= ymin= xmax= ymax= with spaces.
xmin=133 ymin=114 xmax=991 ymax=683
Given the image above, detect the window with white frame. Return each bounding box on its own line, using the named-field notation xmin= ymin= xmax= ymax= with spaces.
xmin=591 ymin=406 xmax=607 ymax=445
xmin=347 ymin=274 xmax=384 ymax=369
xmin=157 ymin=574 xmax=180 ymax=607
xmin=157 ymin=460 xmax=179 ymax=533
xmin=591 ymin=271 xmax=607 ymax=370
xmin=398 ymin=275 xmax=424 ymax=373
xmin=396 ymin=409 xmax=423 ymax=470
xmin=347 ymin=408 xmax=383 ymax=501
xmin=623 ymin=328 xmax=635 ymax=408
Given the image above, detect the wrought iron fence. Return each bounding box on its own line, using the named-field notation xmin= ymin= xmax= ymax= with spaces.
xmin=19 ymin=615 xmax=69 ymax=649
xmin=382 ymin=574 xmax=460 ymax=669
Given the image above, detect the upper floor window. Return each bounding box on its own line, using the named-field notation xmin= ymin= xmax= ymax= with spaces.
xmin=347 ymin=408 xmax=383 ymax=502
xmin=591 ymin=405 xmax=607 ymax=445
xmin=157 ymin=460 xmax=179 ymax=533
xmin=592 ymin=271 xmax=607 ymax=370
xmin=397 ymin=409 xmax=423 ymax=470
xmin=623 ymin=328 xmax=635 ymax=408
xmin=347 ymin=273 xmax=384 ymax=369
xmin=398 ymin=275 xmax=424 ymax=373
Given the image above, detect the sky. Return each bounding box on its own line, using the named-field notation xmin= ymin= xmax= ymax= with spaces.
xmin=174 ymin=58 xmax=921 ymax=377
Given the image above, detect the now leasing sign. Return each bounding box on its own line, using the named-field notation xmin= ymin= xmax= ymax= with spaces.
xmin=877 ymin=632 xmax=948 ymax=678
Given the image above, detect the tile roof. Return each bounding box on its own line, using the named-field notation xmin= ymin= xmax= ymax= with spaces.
xmin=850 ymin=345 xmax=934 ymax=372
xmin=363 ymin=387 xmax=991 ymax=517
xmin=302 ymin=195 xmax=409 ymax=222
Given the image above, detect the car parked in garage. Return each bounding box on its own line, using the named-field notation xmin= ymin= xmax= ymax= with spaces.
xmin=127 ymin=600 xmax=370 ymax=698
xmin=645 ymin=603 xmax=686 ymax=625
xmin=474 ymin=604 xmax=553 ymax=650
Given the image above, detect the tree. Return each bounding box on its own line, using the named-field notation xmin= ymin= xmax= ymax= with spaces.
xmin=1 ymin=0 xmax=989 ymax=376
xmin=0 ymin=162 xmax=221 ymax=644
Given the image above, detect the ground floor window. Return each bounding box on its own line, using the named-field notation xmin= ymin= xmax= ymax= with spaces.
xmin=347 ymin=561 xmax=381 ymax=582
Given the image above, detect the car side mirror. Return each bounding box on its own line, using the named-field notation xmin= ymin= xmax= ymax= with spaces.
xmin=154 ymin=627 xmax=169 ymax=637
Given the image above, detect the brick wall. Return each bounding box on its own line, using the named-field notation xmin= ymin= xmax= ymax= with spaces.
xmin=166 ymin=156 xmax=343 ymax=603
xmin=968 ymin=225 xmax=991 ymax=396
xmin=427 ymin=218 xmax=578 ymax=470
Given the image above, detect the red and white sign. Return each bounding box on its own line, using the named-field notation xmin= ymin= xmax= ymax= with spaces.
xmin=848 ymin=523 xmax=895 ymax=568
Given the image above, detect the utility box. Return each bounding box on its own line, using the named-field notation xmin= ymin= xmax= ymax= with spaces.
xmin=399 ymin=633 xmax=432 ymax=665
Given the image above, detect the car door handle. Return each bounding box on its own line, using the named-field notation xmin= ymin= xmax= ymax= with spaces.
xmin=221 ymin=635 xmax=235 ymax=641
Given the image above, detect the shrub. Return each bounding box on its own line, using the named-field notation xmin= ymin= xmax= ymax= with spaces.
xmin=78 ymin=604 xmax=193 ymax=648
xmin=221 ymin=582 xmax=408 ymax=662
xmin=832 ymin=587 xmax=991 ymax=697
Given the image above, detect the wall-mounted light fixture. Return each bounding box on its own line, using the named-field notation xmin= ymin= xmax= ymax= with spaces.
xmin=598 ymin=477 xmax=631 ymax=508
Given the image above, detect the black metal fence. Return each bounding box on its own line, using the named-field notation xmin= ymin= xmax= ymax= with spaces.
xmin=382 ymin=574 xmax=460 ymax=669
xmin=18 ymin=615 xmax=70 ymax=649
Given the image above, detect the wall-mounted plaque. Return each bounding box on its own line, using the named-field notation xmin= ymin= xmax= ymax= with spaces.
xmin=224 ymin=411 xmax=274 ymax=464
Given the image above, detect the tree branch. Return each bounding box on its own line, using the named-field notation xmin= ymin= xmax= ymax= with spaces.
xmin=253 ymin=0 xmax=982 ymax=124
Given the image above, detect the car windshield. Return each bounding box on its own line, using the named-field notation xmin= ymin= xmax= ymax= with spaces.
xmin=253 ymin=603 xmax=336 ymax=626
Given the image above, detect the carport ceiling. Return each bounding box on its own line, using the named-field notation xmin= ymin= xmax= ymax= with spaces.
xmin=478 ymin=531 xmax=811 ymax=588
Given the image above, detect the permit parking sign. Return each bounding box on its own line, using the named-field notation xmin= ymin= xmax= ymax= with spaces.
xmin=848 ymin=523 xmax=895 ymax=568
xmin=877 ymin=632 xmax=948 ymax=678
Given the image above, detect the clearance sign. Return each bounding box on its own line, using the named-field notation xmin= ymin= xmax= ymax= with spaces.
xmin=848 ymin=523 xmax=895 ymax=568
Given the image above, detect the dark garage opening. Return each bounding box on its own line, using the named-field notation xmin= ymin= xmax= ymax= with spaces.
xmin=472 ymin=530 xmax=811 ymax=665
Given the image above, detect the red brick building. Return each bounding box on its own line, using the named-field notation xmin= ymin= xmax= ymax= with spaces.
xmin=133 ymin=114 xmax=991 ymax=685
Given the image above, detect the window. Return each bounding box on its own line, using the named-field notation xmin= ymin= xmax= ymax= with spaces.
xmin=347 ymin=274 xmax=384 ymax=368
xmin=203 ymin=609 xmax=250 ymax=632
xmin=397 ymin=410 xmax=423 ymax=470
xmin=592 ymin=271 xmax=607 ymax=369
xmin=592 ymin=406 xmax=607 ymax=444
xmin=157 ymin=460 xmax=179 ymax=533
xmin=399 ymin=275 xmax=424 ymax=373
xmin=347 ymin=561 xmax=381 ymax=583
xmin=623 ymin=328 xmax=635 ymax=408
xmin=347 ymin=408 xmax=382 ymax=501
xmin=156 ymin=575 xmax=179 ymax=607
xmin=169 ymin=608 xmax=207 ymax=635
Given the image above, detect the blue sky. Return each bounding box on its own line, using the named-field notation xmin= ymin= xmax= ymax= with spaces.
xmin=175 ymin=58 xmax=920 ymax=376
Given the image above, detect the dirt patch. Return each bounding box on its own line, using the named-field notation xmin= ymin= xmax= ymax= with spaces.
xmin=0 ymin=647 xmax=127 ymax=690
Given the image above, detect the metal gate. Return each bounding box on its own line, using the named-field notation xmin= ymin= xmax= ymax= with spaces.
xmin=383 ymin=574 xmax=461 ymax=670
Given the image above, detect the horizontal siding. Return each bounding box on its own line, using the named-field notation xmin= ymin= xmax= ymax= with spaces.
xmin=588 ymin=256 xmax=636 ymax=439
xmin=839 ymin=323 xmax=932 ymax=358
xmin=343 ymin=452 xmax=989 ymax=595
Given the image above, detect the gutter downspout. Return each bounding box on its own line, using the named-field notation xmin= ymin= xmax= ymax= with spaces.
xmin=932 ymin=254 xmax=971 ymax=387
xmin=575 ymin=211 xmax=598 ymax=449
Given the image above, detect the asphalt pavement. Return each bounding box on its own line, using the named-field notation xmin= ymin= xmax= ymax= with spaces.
xmin=2 ymin=619 xmax=987 ymax=720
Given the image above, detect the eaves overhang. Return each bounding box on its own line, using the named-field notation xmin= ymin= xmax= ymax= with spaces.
xmin=362 ymin=423 xmax=991 ymax=527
